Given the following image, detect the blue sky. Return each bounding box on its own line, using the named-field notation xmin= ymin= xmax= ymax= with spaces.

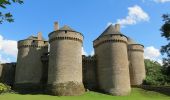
xmin=0 ymin=0 xmax=170 ymax=63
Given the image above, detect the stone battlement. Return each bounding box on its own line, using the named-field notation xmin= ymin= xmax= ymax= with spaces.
xmin=49 ymin=30 xmax=83 ymax=43
xmin=82 ymin=55 xmax=96 ymax=63
xmin=49 ymin=36 xmax=83 ymax=43
xmin=93 ymin=34 xmax=127 ymax=48
xmin=128 ymin=44 xmax=144 ymax=52
xmin=18 ymin=39 xmax=48 ymax=49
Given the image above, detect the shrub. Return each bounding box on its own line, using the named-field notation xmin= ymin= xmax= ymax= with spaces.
xmin=0 ymin=83 xmax=11 ymax=94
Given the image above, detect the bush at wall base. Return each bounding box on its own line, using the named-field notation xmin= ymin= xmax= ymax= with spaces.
xmin=0 ymin=83 xmax=11 ymax=94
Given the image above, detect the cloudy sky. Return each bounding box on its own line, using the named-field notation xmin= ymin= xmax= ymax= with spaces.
xmin=0 ymin=0 xmax=170 ymax=64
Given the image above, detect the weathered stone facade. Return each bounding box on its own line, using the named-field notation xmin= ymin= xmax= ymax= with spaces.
xmin=94 ymin=24 xmax=131 ymax=95
xmin=48 ymin=24 xmax=85 ymax=96
xmin=128 ymin=38 xmax=145 ymax=86
xmin=0 ymin=22 xmax=146 ymax=96
xmin=14 ymin=32 xmax=48 ymax=92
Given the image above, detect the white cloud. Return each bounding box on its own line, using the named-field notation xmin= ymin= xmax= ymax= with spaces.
xmin=144 ymin=46 xmax=160 ymax=59
xmin=0 ymin=34 xmax=17 ymax=63
xmin=153 ymin=0 xmax=170 ymax=3
xmin=109 ymin=5 xmax=150 ymax=27
xmin=144 ymin=46 xmax=162 ymax=65
xmin=82 ymin=47 xmax=87 ymax=56
xmin=0 ymin=55 xmax=11 ymax=63
xmin=90 ymin=50 xmax=94 ymax=56
xmin=142 ymin=0 xmax=170 ymax=3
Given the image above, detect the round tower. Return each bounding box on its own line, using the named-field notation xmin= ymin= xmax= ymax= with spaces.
xmin=14 ymin=32 xmax=48 ymax=92
xmin=48 ymin=22 xmax=85 ymax=96
xmin=93 ymin=24 xmax=131 ymax=96
xmin=128 ymin=38 xmax=146 ymax=86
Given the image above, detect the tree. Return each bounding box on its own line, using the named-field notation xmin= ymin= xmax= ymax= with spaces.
xmin=143 ymin=59 xmax=166 ymax=86
xmin=160 ymin=14 xmax=170 ymax=85
xmin=0 ymin=0 xmax=23 ymax=24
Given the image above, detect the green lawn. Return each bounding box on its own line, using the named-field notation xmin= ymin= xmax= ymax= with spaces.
xmin=0 ymin=88 xmax=170 ymax=100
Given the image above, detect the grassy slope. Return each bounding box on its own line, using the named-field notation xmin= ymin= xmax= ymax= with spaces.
xmin=0 ymin=88 xmax=170 ymax=100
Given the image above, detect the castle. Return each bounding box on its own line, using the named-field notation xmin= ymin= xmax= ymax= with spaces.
xmin=0 ymin=22 xmax=146 ymax=96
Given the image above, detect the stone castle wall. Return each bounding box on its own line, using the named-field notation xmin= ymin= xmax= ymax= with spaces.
xmin=0 ymin=63 xmax=16 ymax=86
xmin=82 ymin=55 xmax=97 ymax=90
xmin=0 ymin=23 xmax=146 ymax=96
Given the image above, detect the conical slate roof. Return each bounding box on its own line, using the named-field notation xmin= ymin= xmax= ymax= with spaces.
xmin=128 ymin=37 xmax=137 ymax=44
xmin=58 ymin=25 xmax=76 ymax=32
xmin=27 ymin=35 xmax=46 ymax=41
xmin=28 ymin=36 xmax=37 ymax=40
xmin=49 ymin=25 xmax=83 ymax=37
xmin=98 ymin=24 xmax=122 ymax=38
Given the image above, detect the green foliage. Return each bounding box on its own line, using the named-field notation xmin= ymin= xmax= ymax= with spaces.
xmin=0 ymin=83 xmax=11 ymax=94
xmin=0 ymin=0 xmax=23 ymax=24
xmin=160 ymin=14 xmax=170 ymax=84
xmin=161 ymin=14 xmax=170 ymax=40
xmin=143 ymin=59 xmax=167 ymax=86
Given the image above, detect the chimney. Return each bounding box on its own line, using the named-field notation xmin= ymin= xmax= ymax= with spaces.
xmin=38 ymin=32 xmax=42 ymax=40
xmin=54 ymin=22 xmax=59 ymax=31
xmin=115 ymin=24 xmax=120 ymax=32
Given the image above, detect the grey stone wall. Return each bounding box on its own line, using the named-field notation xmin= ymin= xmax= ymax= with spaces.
xmin=128 ymin=44 xmax=146 ymax=86
xmin=48 ymin=29 xmax=85 ymax=96
xmin=82 ymin=55 xmax=97 ymax=90
xmin=0 ymin=64 xmax=2 ymax=81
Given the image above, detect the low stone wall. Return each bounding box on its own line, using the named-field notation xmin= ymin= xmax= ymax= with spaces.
xmin=14 ymin=83 xmax=45 ymax=94
xmin=137 ymin=85 xmax=170 ymax=96
xmin=0 ymin=63 xmax=16 ymax=86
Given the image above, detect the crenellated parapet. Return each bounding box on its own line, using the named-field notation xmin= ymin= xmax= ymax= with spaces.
xmin=82 ymin=55 xmax=96 ymax=63
xmin=18 ymin=39 xmax=48 ymax=49
xmin=93 ymin=34 xmax=128 ymax=48
xmin=49 ymin=36 xmax=83 ymax=43
xmin=128 ymin=44 xmax=144 ymax=52
xmin=49 ymin=28 xmax=83 ymax=44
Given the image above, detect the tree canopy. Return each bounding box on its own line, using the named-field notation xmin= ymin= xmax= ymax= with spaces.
xmin=0 ymin=0 xmax=23 ymax=24
xmin=143 ymin=59 xmax=167 ymax=86
xmin=160 ymin=14 xmax=170 ymax=78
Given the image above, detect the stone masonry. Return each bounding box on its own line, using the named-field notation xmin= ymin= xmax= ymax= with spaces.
xmin=0 ymin=22 xmax=146 ymax=96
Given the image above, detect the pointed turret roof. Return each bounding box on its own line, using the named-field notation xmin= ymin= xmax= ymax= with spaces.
xmin=28 ymin=36 xmax=37 ymax=40
xmin=27 ymin=34 xmax=46 ymax=41
xmin=98 ymin=24 xmax=122 ymax=39
xmin=49 ymin=24 xmax=83 ymax=37
xmin=58 ymin=25 xmax=76 ymax=32
xmin=128 ymin=37 xmax=137 ymax=44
